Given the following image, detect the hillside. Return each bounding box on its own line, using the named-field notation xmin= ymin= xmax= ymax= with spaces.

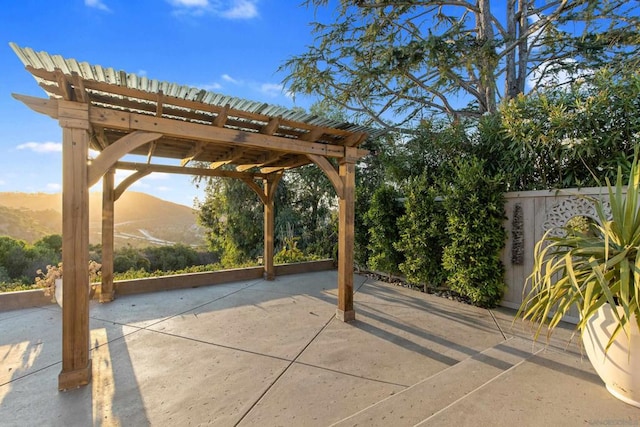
xmin=0 ymin=192 xmax=206 ymax=248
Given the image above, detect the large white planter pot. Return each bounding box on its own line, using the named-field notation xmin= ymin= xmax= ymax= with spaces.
xmin=582 ymin=304 xmax=640 ymax=407
xmin=53 ymin=279 xmax=95 ymax=307
xmin=54 ymin=278 xmax=63 ymax=308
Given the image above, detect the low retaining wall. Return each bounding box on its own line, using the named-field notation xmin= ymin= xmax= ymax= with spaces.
xmin=0 ymin=289 xmax=52 ymax=311
xmin=0 ymin=259 xmax=335 ymax=312
xmin=115 ymin=266 xmax=265 ymax=296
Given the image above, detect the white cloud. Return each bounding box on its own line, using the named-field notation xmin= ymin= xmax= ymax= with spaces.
xmin=222 ymin=74 xmax=241 ymax=85
xmin=167 ymin=0 xmax=210 ymax=17
xmin=221 ymin=0 xmax=258 ymax=20
xmin=47 ymin=183 xmax=62 ymax=191
xmin=0 ymin=179 xmax=5 ymax=186
xmin=85 ymin=0 xmax=111 ymax=12
xmin=169 ymin=0 xmax=209 ymax=6
xmin=16 ymin=142 xmax=62 ymax=153
xmin=156 ymin=186 xmax=172 ymax=192
xmin=526 ymin=58 xmax=590 ymax=91
xmin=259 ymin=83 xmax=284 ymax=98
xmin=168 ymin=0 xmax=258 ymax=20
xmin=199 ymin=82 xmax=223 ymax=91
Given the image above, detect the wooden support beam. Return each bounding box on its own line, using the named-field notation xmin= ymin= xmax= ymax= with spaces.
xmin=156 ymin=90 xmax=164 ymax=117
xmin=213 ymin=104 xmax=230 ymax=127
xmin=12 ymin=93 xmax=57 ymax=119
xmin=263 ymin=172 xmax=283 ymax=280
xmin=88 ymin=106 xmax=345 ymax=158
xmin=59 ymin=115 xmax=92 ymax=390
xmin=91 ymin=126 xmax=107 ymax=150
xmin=114 ymin=169 xmax=152 ymax=201
xmin=55 ymin=69 xmax=74 ymax=101
xmin=241 ymin=178 xmax=268 ymax=205
xmin=307 ymin=154 xmax=343 ymax=199
xmin=209 ymin=147 xmax=245 ymax=170
xmin=13 ymin=95 xmax=363 ymax=161
xmin=180 ymin=141 xmax=205 ymax=167
xmin=115 ymin=161 xmax=267 ymax=180
xmin=58 ymin=100 xmax=91 ymax=130
xmin=88 ymin=131 xmax=163 ymax=187
xmin=260 ymin=157 xmax=311 ymax=174
xmin=300 ymin=128 xmax=325 ymax=142
xmin=71 ymin=72 xmax=89 ymax=103
xmin=356 ymin=148 xmax=370 ymax=159
xmin=336 ymin=148 xmax=357 ymax=322
xmin=147 ymin=141 xmax=157 ymax=164
xmin=236 ymin=152 xmax=283 ymax=172
xmin=260 ymin=117 xmax=280 ymax=135
xmin=343 ymin=132 xmax=368 ymax=147
xmin=100 ymin=169 xmax=115 ymax=303
xmin=235 ymin=164 xmax=258 ymax=172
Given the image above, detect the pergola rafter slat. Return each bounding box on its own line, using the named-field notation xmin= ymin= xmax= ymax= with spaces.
xmin=24 ymin=64 xmax=376 ymax=144
xmin=9 ymin=43 xmax=379 ymax=391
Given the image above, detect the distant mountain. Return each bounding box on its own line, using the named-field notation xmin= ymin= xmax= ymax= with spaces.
xmin=0 ymin=205 xmax=60 ymax=243
xmin=0 ymin=191 xmax=206 ymax=248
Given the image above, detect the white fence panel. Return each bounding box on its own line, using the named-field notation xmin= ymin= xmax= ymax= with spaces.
xmin=500 ymin=186 xmax=615 ymax=323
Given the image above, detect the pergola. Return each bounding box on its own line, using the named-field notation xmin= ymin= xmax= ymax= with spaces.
xmin=10 ymin=44 xmax=373 ymax=390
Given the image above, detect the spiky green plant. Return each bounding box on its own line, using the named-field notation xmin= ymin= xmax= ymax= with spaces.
xmin=517 ymin=155 xmax=640 ymax=351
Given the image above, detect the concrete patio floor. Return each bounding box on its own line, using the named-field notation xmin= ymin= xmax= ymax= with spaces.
xmin=1 ymin=270 xmax=639 ymax=426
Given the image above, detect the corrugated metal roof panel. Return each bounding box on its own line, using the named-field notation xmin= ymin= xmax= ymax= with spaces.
xmin=9 ymin=43 xmax=387 ymax=142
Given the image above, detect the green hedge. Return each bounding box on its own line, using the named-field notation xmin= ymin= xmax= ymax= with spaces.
xmin=441 ymin=158 xmax=506 ymax=307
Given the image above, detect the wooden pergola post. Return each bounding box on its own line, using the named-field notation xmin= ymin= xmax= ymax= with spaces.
xmin=263 ymin=173 xmax=282 ymax=280
xmin=336 ymin=148 xmax=357 ymax=322
xmin=264 ymin=187 xmax=276 ymax=280
xmin=58 ymin=101 xmax=92 ymax=390
xmin=100 ymin=168 xmax=115 ymax=302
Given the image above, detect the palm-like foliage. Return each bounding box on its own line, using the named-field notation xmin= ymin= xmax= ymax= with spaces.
xmin=517 ymin=155 xmax=640 ymax=351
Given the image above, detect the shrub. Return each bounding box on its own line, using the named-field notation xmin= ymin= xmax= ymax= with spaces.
xmin=145 ymin=244 xmax=200 ymax=272
xmin=354 ymin=186 xmax=373 ymax=269
xmin=274 ymin=236 xmax=319 ymax=264
xmin=365 ymin=184 xmax=405 ymax=277
xmin=441 ymin=157 xmax=506 ymax=307
xmin=396 ymin=174 xmax=448 ymax=288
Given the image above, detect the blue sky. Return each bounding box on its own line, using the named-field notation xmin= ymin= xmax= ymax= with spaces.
xmin=0 ymin=0 xmax=328 ymax=207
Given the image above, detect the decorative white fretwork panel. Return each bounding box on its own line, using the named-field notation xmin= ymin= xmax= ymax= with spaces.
xmin=542 ymin=196 xmax=611 ymax=236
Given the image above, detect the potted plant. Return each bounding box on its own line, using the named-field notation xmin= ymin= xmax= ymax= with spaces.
xmin=36 ymin=261 xmax=102 ymax=307
xmin=35 ymin=262 xmax=63 ymax=305
xmin=516 ymin=155 xmax=640 ymax=408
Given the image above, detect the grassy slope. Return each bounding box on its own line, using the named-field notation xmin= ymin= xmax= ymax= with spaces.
xmin=0 ymin=191 xmax=205 ymax=247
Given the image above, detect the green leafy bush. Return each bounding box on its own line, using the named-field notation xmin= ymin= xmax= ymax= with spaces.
xmin=0 ymin=281 xmax=36 ymax=292
xmin=396 ymin=174 xmax=449 ymax=288
xmin=113 ymin=247 xmax=151 ymax=273
xmin=441 ymin=157 xmax=506 ymax=307
xmin=274 ymin=236 xmax=320 ymax=264
xmin=112 ymin=263 xmax=253 ymax=281
xmin=354 ymin=186 xmax=373 ymax=269
xmin=365 ymin=184 xmax=405 ymax=277
xmin=487 ymin=69 xmax=640 ymax=191
xmin=145 ymin=244 xmax=200 ymax=272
